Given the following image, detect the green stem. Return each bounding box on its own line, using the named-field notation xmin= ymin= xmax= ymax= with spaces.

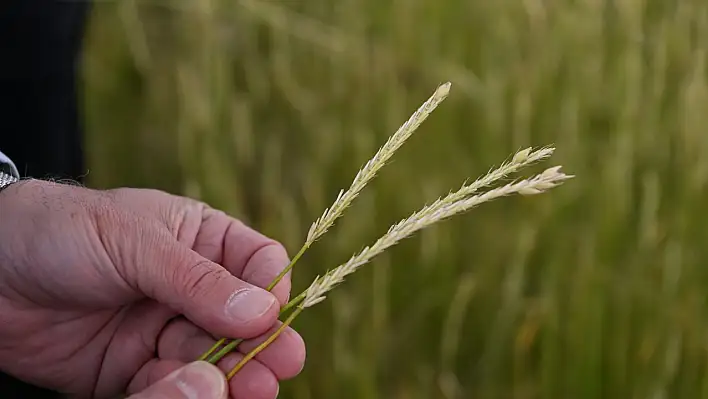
xmin=227 ymin=306 xmax=305 ymax=379
xmin=197 ymin=243 xmax=309 ymax=362
xmin=206 ymin=292 xmax=307 ymax=364
xmin=207 ymin=339 xmax=242 ymax=364
xmin=199 ymin=338 xmax=227 ymax=361
xmin=281 ymin=290 xmax=307 ymax=315
xmin=266 ymin=244 xmax=308 ymax=291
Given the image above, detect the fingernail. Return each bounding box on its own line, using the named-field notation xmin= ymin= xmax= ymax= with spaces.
xmin=226 ymin=288 xmax=276 ymax=322
xmin=175 ymin=361 xmax=226 ymax=399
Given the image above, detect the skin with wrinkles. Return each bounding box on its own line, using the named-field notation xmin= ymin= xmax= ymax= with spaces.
xmin=0 ymin=179 xmax=306 ymax=398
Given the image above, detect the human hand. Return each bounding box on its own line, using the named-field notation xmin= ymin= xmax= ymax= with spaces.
xmin=0 ymin=179 xmax=305 ymax=398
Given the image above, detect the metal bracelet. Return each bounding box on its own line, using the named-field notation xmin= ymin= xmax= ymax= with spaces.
xmin=0 ymin=171 xmax=19 ymax=192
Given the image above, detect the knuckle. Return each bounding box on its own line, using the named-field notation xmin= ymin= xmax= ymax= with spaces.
xmin=176 ymin=259 xmax=229 ymax=300
xmin=259 ymin=240 xmax=288 ymax=259
xmin=170 ymin=199 xmax=207 ymax=244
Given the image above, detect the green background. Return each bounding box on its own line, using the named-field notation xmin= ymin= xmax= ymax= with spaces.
xmin=82 ymin=0 xmax=708 ymax=397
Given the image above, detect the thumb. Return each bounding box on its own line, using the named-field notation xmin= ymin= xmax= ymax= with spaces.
xmin=128 ymin=361 xmax=227 ymax=399
xmin=126 ymin=227 xmax=280 ymax=339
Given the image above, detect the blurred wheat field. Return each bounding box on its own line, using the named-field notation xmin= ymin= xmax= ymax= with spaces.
xmin=80 ymin=0 xmax=708 ymax=398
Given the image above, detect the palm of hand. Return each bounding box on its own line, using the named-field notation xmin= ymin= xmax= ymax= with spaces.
xmin=0 ymin=181 xmax=305 ymax=398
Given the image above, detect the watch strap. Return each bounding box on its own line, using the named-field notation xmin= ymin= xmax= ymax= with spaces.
xmin=0 ymin=150 xmax=20 ymax=192
xmin=0 ymin=171 xmax=18 ymax=192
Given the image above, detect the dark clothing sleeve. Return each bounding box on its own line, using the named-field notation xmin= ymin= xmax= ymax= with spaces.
xmin=0 ymin=1 xmax=90 ymax=397
xmin=0 ymin=0 xmax=90 ymax=182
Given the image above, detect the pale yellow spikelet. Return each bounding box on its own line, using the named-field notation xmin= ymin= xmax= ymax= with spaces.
xmin=305 ymin=82 xmax=452 ymax=244
xmin=301 ymin=165 xmax=573 ymax=308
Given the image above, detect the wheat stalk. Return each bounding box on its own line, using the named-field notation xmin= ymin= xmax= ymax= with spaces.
xmin=199 ymin=82 xmax=451 ymax=363
xmin=214 ymin=148 xmax=569 ymax=364
xmin=202 ymin=144 xmax=554 ymax=363
xmin=226 ymin=164 xmax=573 ymax=377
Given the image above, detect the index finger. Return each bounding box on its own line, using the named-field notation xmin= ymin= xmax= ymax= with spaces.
xmin=194 ymin=209 xmax=292 ymax=306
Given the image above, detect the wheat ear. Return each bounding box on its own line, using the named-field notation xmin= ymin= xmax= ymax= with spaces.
xmin=226 ymin=164 xmax=573 ymax=377
xmin=301 ymin=165 xmax=573 ymax=307
xmin=435 ymin=145 xmax=555 ymax=208
xmin=199 ymin=82 xmax=451 ymax=363
xmin=305 ymin=82 xmax=451 ymax=244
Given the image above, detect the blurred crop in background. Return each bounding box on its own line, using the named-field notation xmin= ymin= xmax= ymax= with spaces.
xmin=81 ymin=0 xmax=708 ymax=398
